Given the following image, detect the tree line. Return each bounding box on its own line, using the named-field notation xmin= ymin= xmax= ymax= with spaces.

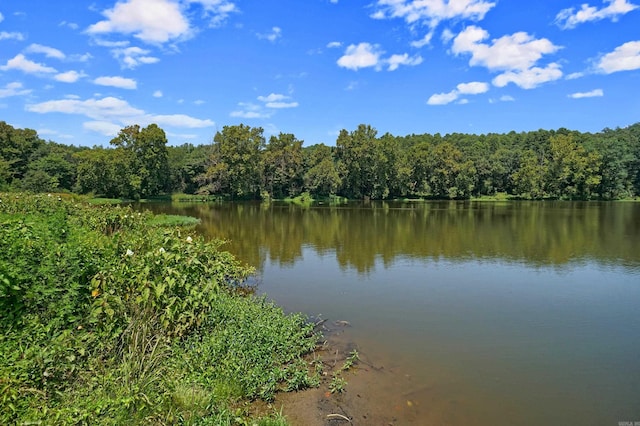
xmin=1 ymin=120 xmax=639 ymax=200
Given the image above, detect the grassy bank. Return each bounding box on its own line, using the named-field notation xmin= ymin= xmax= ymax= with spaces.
xmin=0 ymin=193 xmax=320 ymax=425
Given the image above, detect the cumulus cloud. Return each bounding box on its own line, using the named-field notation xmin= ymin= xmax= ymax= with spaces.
xmin=112 ymin=46 xmax=160 ymax=68
xmin=492 ymin=63 xmax=563 ymax=89
xmin=568 ymin=89 xmax=604 ymax=98
xmin=0 ymin=31 xmax=25 ymax=41
xmin=87 ymin=0 xmax=191 ymax=43
xmin=27 ymin=96 xmax=215 ymax=134
xmin=371 ymin=0 xmax=496 ymax=25
xmin=337 ymin=43 xmax=384 ymax=70
xmin=452 ymin=26 xmax=560 ymax=71
xmin=0 ymin=54 xmax=57 ymax=74
xmin=93 ymin=76 xmax=138 ymax=90
xmin=83 ymin=121 xmax=123 ymax=136
xmin=597 ymin=40 xmax=640 ymax=73
xmin=452 ymin=26 xmax=562 ymax=89
xmin=337 ymin=43 xmax=422 ymax=71
xmin=257 ymin=26 xmax=282 ymax=42
xmin=387 ymin=53 xmax=423 ymax=71
xmin=26 ymin=44 xmax=66 ymax=59
xmin=427 ymin=80 xmax=489 ymax=105
xmin=55 ymin=70 xmax=85 ymax=83
xmin=153 ymin=90 xmax=163 ymax=98
xmin=427 ymin=91 xmax=459 ymax=105
xmin=185 ymin=0 xmax=238 ymax=27
xmin=258 ymin=93 xmax=299 ymax=109
xmin=230 ymin=102 xmax=272 ymax=119
xmin=0 ymin=82 xmax=31 ymax=98
xmin=87 ymin=0 xmax=238 ymax=43
xmin=555 ymin=0 xmax=638 ymax=29
xmin=327 ymin=41 xmax=342 ymax=48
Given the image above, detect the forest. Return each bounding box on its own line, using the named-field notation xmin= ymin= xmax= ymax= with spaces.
xmin=1 ymin=120 xmax=639 ymax=200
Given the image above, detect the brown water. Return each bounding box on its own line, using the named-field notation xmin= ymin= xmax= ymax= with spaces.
xmin=142 ymin=200 xmax=640 ymax=425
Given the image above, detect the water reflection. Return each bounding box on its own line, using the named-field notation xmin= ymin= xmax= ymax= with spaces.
xmin=143 ymin=201 xmax=640 ymax=273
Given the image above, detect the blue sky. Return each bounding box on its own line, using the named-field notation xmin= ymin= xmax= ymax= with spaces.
xmin=1 ymin=0 xmax=639 ymax=147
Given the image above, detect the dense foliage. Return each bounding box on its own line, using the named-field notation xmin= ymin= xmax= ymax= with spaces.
xmin=0 ymin=193 xmax=318 ymax=424
xmin=1 ymin=120 xmax=640 ymax=200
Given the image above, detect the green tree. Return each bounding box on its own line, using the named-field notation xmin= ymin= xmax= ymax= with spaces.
xmin=110 ymin=124 xmax=170 ymax=198
xmin=303 ymin=144 xmax=341 ymax=196
xmin=198 ymin=124 xmax=265 ymax=198
xmin=262 ymin=133 xmax=304 ymax=198
xmin=0 ymin=121 xmax=44 ymax=184
xmin=545 ymin=134 xmax=601 ymax=199
xmin=336 ymin=124 xmax=378 ymax=199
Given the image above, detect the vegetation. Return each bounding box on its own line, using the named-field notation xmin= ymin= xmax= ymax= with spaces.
xmin=0 ymin=193 xmax=319 ymax=424
xmin=2 ymin=120 xmax=640 ymax=201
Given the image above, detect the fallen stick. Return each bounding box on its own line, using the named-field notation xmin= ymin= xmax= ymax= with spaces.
xmin=326 ymin=413 xmax=352 ymax=422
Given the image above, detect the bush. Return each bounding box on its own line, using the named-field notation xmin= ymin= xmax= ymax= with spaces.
xmin=0 ymin=193 xmax=319 ymax=424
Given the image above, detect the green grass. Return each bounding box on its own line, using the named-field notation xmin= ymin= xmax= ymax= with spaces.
xmin=0 ymin=193 xmax=319 ymax=425
xmin=87 ymin=197 xmax=124 ymax=205
xmin=146 ymin=213 xmax=201 ymax=227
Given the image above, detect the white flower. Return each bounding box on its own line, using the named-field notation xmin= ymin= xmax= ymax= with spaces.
xmin=159 ymin=247 xmax=166 ymax=254
xmin=126 ymin=249 xmax=134 ymax=256
xmin=186 ymin=236 xmax=193 ymax=243
xmin=47 ymin=194 xmax=52 ymax=197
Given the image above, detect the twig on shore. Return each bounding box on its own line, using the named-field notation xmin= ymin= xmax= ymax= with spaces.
xmin=326 ymin=413 xmax=352 ymax=422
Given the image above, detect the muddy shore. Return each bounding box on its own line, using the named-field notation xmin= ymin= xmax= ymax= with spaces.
xmin=269 ymin=322 xmax=470 ymax=426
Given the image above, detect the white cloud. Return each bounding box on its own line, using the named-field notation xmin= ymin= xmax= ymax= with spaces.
xmin=569 ymin=89 xmax=604 ymax=98
xmin=555 ymin=0 xmax=638 ymax=29
xmin=0 ymin=12 xmax=3 ymax=22
xmin=87 ymin=0 xmax=191 ymax=44
xmin=26 ymin=44 xmax=66 ymax=60
xmin=194 ymin=99 xmax=205 ymax=105
xmin=597 ymin=40 xmax=640 ymax=73
xmin=93 ymin=76 xmax=138 ymax=90
xmin=410 ymin=32 xmax=434 ymax=48
xmin=492 ymin=63 xmax=563 ymax=89
xmin=28 ymin=96 xmax=214 ymax=132
xmin=257 ymin=93 xmax=288 ymax=103
xmin=337 ymin=43 xmax=423 ymax=72
xmin=257 ymin=26 xmax=282 ymax=42
xmin=152 ymin=114 xmax=214 ymax=127
xmin=371 ymin=0 xmax=496 ymax=25
xmin=230 ymin=102 xmax=272 ymax=119
xmin=0 ymin=54 xmax=57 ymax=74
xmin=59 ymin=21 xmax=80 ymax=30
xmin=257 ymin=93 xmax=299 ymax=108
xmin=500 ymin=95 xmax=515 ymax=102
xmin=456 ymin=81 xmax=489 ymax=94
xmin=55 ymin=70 xmax=85 ymax=83
xmin=28 ymin=97 xmax=144 ymax=120
xmin=427 ymin=80 xmax=489 ymax=105
xmin=327 ymin=41 xmax=342 ymax=48
xmin=112 ymin=46 xmax=160 ymax=68
xmin=427 ymin=91 xmax=459 ymax=105
xmin=452 ymin=26 xmax=563 ymax=89
xmin=566 ymin=71 xmax=585 ymax=79
xmin=266 ymin=101 xmax=299 ymax=109
xmin=83 ymin=121 xmax=123 ymax=136
xmin=387 ymin=53 xmax=423 ymax=71
xmin=185 ymin=0 xmax=238 ymax=27
xmin=153 ymin=90 xmax=163 ymax=98
xmin=337 ymin=43 xmax=384 ymax=70
xmin=0 ymin=82 xmax=31 ymax=98
xmin=452 ymin=26 xmax=561 ymax=71
xmin=0 ymin=31 xmax=25 ymax=41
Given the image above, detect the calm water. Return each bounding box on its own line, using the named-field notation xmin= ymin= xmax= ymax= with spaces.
xmin=142 ymin=200 xmax=640 ymax=425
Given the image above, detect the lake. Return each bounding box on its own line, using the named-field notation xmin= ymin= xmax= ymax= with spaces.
xmin=141 ymin=200 xmax=640 ymax=425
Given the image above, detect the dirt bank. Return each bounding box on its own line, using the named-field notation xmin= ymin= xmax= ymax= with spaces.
xmin=272 ymin=322 xmax=471 ymax=426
